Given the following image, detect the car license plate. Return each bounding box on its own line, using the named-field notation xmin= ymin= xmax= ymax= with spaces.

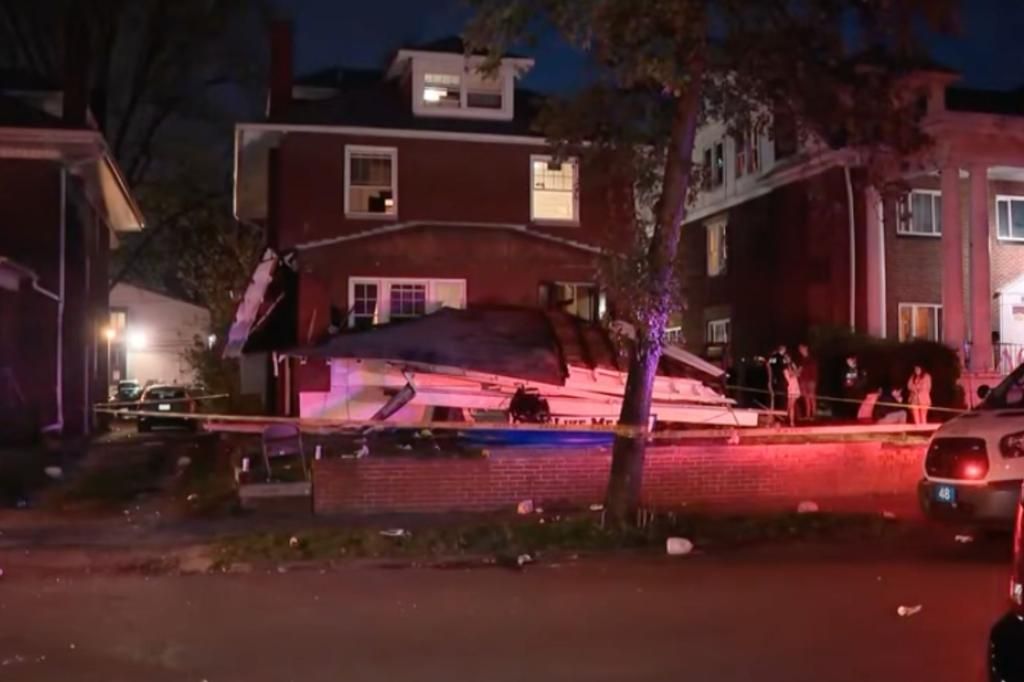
xmin=933 ymin=484 xmax=957 ymax=504
xmin=158 ymin=403 xmax=172 ymax=412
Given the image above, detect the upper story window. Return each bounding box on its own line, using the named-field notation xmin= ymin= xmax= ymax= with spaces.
xmin=418 ymin=67 xmax=505 ymax=114
xmin=540 ymin=281 xmax=605 ymax=322
xmin=703 ymin=141 xmax=725 ymax=190
xmin=423 ymin=73 xmax=461 ymax=108
xmin=531 ymin=155 xmax=579 ymax=224
xmin=734 ymin=129 xmax=761 ymax=179
xmin=344 ymin=146 xmax=397 ymax=218
xmin=706 ymin=218 xmax=727 ymax=277
xmin=997 ymin=196 xmax=1024 ymax=241
xmin=897 ymin=190 xmax=941 ymax=236
xmin=773 ymin=112 xmax=798 ymax=161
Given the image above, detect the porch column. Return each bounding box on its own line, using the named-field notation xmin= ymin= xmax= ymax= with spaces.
xmin=941 ymin=165 xmax=965 ymax=355
xmin=864 ymin=185 xmax=885 ymax=337
xmin=969 ymin=164 xmax=993 ymax=371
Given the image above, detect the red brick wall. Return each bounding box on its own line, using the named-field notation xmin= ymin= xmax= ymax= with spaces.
xmin=275 ymin=132 xmax=632 ymax=251
xmin=313 ymin=442 xmax=924 ymax=514
xmin=681 ymin=166 xmax=859 ymax=358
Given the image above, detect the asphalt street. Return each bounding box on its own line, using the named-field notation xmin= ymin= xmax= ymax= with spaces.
xmin=0 ymin=539 xmax=1012 ymax=682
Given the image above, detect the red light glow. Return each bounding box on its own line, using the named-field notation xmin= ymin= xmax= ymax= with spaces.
xmin=963 ymin=463 xmax=985 ymax=480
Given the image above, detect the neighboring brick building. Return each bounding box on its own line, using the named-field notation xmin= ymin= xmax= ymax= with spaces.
xmin=0 ymin=86 xmax=144 ymax=442
xmin=682 ymin=69 xmax=1024 ymax=377
xmin=231 ymin=27 xmax=632 ymax=412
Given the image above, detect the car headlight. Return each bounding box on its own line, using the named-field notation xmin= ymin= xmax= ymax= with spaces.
xmin=1000 ymin=432 xmax=1024 ymax=458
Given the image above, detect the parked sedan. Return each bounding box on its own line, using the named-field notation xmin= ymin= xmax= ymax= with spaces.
xmin=136 ymin=385 xmax=198 ymax=433
xmin=989 ymin=487 xmax=1024 ymax=681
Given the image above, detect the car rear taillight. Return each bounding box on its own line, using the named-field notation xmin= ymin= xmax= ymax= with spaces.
xmin=925 ymin=438 xmax=989 ymax=480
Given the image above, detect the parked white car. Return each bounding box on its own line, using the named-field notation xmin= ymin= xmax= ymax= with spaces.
xmin=919 ymin=366 xmax=1024 ymax=524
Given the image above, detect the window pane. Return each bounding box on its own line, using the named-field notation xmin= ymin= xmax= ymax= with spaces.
xmin=899 ymin=306 xmax=912 ymax=341
xmin=1012 ymin=200 xmax=1024 ymax=239
xmin=911 ymin=193 xmax=933 ymax=234
xmin=429 ymin=281 xmax=466 ymax=313
xmin=531 ymin=159 xmax=577 ymax=221
xmin=351 ymin=282 xmax=378 ymax=329
xmin=465 ymin=72 xmax=503 ymax=109
xmin=999 ymin=200 xmax=1010 ymax=238
xmin=348 ymin=153 xmax=395 ymax=215
xmin=389 ymin=284 xmax=427 ymax=319
xmin=423 ymin=73 xmax=461 ymax=107
xmin=932 ymin=195 xmax=942 ymax=233
xmin=707 ymin=222 xmax=727 ymax=276
xmin=913 ymin=306 xmax=934 ymax=340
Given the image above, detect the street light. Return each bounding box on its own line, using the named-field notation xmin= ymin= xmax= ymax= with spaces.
xmin=102 ymin=327 xmax=116 ymax=342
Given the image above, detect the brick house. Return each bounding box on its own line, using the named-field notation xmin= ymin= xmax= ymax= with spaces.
xmin=231 ymin=27 xmax=633 ymax=413
xmin=0 ymin=84 xmax=144 ymax=442
xmin=681 ymin=68 xmax=1024 ymax=379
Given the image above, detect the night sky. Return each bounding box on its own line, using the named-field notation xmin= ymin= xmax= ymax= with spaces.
xmin=276 ymin=0 xmax=1024 ymax=93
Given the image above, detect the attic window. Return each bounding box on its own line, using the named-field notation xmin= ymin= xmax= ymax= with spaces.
xmin=465 ymin=72 xmax=503 ymax=109
xmin=423 ymin=73 xmax=461 ymax=108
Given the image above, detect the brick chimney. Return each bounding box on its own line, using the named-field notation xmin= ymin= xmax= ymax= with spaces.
xmin=267 ymin=20 xmax=293 ymax=120
xmin=62 ymin=10 xmax=89 ymax=126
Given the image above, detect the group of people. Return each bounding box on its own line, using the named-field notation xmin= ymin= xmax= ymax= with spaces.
xmin=767 ymin=346 xmax=933 ymax=427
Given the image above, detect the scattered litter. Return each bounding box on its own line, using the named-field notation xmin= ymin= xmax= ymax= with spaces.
xmin=954 ymin=534 xmax=974 ymax=544
xmin=881 ymin=510 xmax=897 ymax=520
xmin=480 ymin=449 xmax=490 ymax=458
xmin=69 ymin=643 xmax=76 ymax=650
xmin=241 ymin=457 xmax=250 ymax=473
xmin=397 ymin=444 xmax=413 ymax=451
xmin=796 ymin=501 xmax=819 ymax=514
xmin=517 ymin=499 xmax=534 ymax=515
xmin=276 ymin=565 xmax=288 ymax=574
xmin=176 ymin=456 xmax=192 ymax=469
xmin=314 ymin=445 xmax=323 ymax=461
xmin=516 ymin=553 xmax=533 ymax=567
xmin=43 ymin=465 xmax=63 ymax=479
xmin=589 ymin=503 xmax=604 ymax=511
xmin=289 ymin=536 xmax=301 ymax=549
xmin=14 ymin=499 xmax=26 ymax=509
xmin=666 ymin=537 xmax=694 ymax=556
xmin=186 ymin=493 xmax=199 ymax=503
xmin=534 ymin=507 xmax=544 ymax=514
xmin=380 ymin=528 xmax=410 ymax=538
xmin=897 ymin=604 xmax=923 ymax=617
xmin=354 ymin=444 xmax=370 ymax=458
xmin=414 ymin=429 xmax=433 ymax=439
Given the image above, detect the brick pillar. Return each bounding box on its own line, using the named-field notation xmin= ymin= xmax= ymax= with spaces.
xmin=969 ymin=165 xmax=993 ymax=371
xmin=941 ymin=165 xmax=965 ymax=357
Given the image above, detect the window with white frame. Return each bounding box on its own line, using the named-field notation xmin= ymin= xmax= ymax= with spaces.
xmin=706 ymin=318 xmax=730 ymax=345
xmin=345 ymin=146 xmax=397 ymax=217
xmin=703 ymin=141 xmax=725 ymax=189
xmin=897 ymin=190 xmax=941 ymax=236
xmin=530 ymin=155 xmax=578 ymax=223
xmin=422 ymin=72 xmax=461 ymax=108
xmin=706 ymin=218 xmax=727 ymax=277
xmin=997 ymin=196 xmax=1024 ymax=241
xmin=347 ymin=277 xmax=466 ymax=327
xmin=898 ymin=303 xmax=942 ymax=342
xmin=465 ymin=71 xmax=503 ymax=109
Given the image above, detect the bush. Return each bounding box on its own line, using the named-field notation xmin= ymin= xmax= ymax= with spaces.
xmin=810 ymin=328 xmax=962 ymax=415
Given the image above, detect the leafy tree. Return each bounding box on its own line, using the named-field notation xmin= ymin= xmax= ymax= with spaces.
xmin=1 ymin=0 xmax=268 ymax=392
xmin=468 ymin=0 xmax=957 ymax=524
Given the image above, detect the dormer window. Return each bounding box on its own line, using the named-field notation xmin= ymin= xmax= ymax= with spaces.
xmin=420 ymin=69 xmax=504 ymax=112
xmin=392 ymin=46 xmax=531 ymax=122
xmin=423 ymin=73 xmax=461 ymax=108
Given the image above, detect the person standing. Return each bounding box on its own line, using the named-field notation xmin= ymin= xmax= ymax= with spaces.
xmin=784 ymin=360 xmax=801 ymax=427
xmin=796 ymin=343 xmax=818 ymax=420
xmin=767 ymin=344 xmax=789 ymax=416
xmin=907 ymin=365 xmax=932 ymax=425
xmin=841 ymin=354 xmax=866 ymax=420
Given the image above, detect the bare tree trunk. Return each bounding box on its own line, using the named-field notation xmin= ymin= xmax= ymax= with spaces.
xmin=605 ymin=72 xmax=703 ymax=526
